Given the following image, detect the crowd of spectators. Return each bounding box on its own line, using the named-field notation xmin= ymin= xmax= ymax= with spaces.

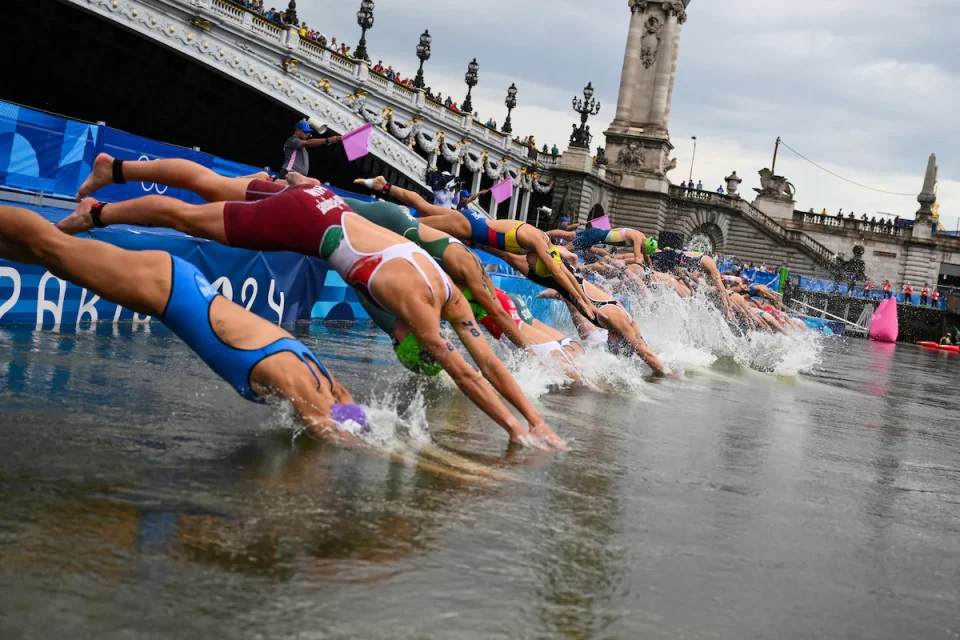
xmin=225 ymin=0 xmax=545 ymax=152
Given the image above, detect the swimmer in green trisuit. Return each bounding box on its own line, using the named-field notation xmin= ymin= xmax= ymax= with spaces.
xmin=355 ymin=175 xmax=599 ymax=323
xmin=62 ymin=160 xmax=567 ymax=449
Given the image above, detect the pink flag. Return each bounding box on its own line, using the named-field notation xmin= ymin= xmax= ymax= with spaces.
xmin=590 ymin=215 xmax=611 ymax=230
xmin=341 ymin=122 xmax=373 ymax=161
xmin=490 ymin=178 xmax=514 ymax=204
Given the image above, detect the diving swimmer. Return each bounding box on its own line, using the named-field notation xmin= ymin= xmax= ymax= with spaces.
xmin=61 ymin=165 xmax=566 ymax=449
xmin=0 ymin=204 xmax=362 ymax=442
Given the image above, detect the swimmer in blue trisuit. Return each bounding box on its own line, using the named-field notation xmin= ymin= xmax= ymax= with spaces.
xmin=547 ymin=227 xmax=654 ymax=265
xmin=0 ymin=204 xmax=365 ymax=442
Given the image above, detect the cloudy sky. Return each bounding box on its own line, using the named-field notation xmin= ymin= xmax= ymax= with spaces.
xmin=298 ymin=0 xmax=958 ymax=226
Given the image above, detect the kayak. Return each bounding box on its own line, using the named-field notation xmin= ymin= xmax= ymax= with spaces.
xmin=917 ymin=341 xmax=960 ymax=352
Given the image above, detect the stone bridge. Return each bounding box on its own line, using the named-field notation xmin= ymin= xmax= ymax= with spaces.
xmin=58 ymin=0 xmax=557 ymax=217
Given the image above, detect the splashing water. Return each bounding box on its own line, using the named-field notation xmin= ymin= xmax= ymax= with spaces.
xmin=627 ymin=282 xmax=823 ymax=376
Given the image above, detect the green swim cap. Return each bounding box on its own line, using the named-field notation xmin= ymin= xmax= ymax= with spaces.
xmin=644 ymin=237 xmax=659 ymax=255
xmin=394 ymin=334 xmax=442 ymax=376
xmin=461 ymin=288 xmax=488 ymax=320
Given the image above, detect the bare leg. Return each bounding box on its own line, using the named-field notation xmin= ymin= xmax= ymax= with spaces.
xmin=0 ymin=206 xmax=171 ymax=315
xmin=76 ymin=153 xmax=252 ymax=203
xmin=599 ymin=306 xmax=667 ymax=376
xmin=58 ymin=196 xmax=228 ymax=243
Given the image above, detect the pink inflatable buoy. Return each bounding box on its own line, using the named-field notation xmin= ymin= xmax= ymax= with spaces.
xmin=868 ymin=298 xmax=899 ymax=343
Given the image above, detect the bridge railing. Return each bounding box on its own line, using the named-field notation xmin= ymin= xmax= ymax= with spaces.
xmin=793 ymin=211 xmax=904 ymax=237
xmin=668 ymin=185 xmax=836 ymax=266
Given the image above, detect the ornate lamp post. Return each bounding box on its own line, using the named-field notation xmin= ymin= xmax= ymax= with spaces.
xmin=461 ymin=58 xmax=479 ymax=114
xmin=285 ymin=0 xmax=298 ymax=25
xmin=569 ymin=81 xmax=601 ymax=149
xmin=413 ymin=30 xmax=431 ymax=90
xmin=501 ymin=83 xmax=518 ymax=134
xmin=354 ymin=0 xmax=375 ymax=62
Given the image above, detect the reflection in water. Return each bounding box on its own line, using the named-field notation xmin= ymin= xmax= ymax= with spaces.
xmin=2 ymin=327 xmax=960 ymax=638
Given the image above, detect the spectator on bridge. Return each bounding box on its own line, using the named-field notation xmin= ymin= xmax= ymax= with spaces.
xmin=552 ymin=144 xmax=560 ymax=156
xmin=451 ymin=102 xmax=461 ymax=113
xmin=932 ymin=288 xmax=940 ymax=308
xmin=821 ymin=208 xmax=828 ymax=216
xmin=848 ymin=211 xmax=855 ymax=220
xmin=903 ymin=282 xmax=913 ymax=304
xmin=894 ymin=215 xmax=900 ymax=227
xmin=864 ymin=280 xmax=872 ymax=299
xmin=680 ymin=181 xmax=687 ymax=189
xmin=373 ymin=61 xmax=385 ymax=73
xmin=696 ymin=180 xmax=703 ymax=190
xmin=870 ymin=215 xmax=877 ymax=227
xmin=444 ymin=96 xmax=453 ymax=108
xmin=542 ymin=144 xmax=549 ymax=154
xmin=921 ymin=284 xmax=930 ymax=306
xmin=861 ymin=213 xmax=868 ymax=222
xmin=329 ymin=37 xmax=338 ymax=52
xmin=883 ymin=280 xmax=892 ymax=299
xmin=717 ymin=185 xmax=725 ymax=194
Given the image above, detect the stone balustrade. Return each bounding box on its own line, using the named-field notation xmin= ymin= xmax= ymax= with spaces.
xmin=668 ymin=185 xmax=836 ymax=266
xmin=793 ymin=211 xmax=904 ymax=237
xmin=76 ymin=0 xmax=550 ymax=186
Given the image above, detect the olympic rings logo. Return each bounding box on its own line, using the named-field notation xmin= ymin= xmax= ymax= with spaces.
xmin=137 ymin=155 xmax=168 ymax=194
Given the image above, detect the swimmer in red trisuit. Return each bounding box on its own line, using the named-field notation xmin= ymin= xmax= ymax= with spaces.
xmin=354 ymin=175 xmax=599 ymax=323
xmin=67 ymin=155 xmax=560 ymax=368
xmin=0 ymin=205 xmax=364 ymax=442
xmin=59 ymin=166 xmax=566 ymax=449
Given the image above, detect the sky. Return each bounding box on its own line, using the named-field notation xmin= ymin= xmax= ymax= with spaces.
xmin=297 ymin=0 xmax=959 ymax=226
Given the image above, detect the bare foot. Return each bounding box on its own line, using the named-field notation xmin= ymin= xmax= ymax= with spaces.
xmin=353 ymin=176 xmax=386 ymax=191
xmin=76 ymin=153 xmax=115 ymax=202
xmin=285 ymin=171 xmax=320 ymax=186
xmin=56 ymin=198 xmax=97 ymax=235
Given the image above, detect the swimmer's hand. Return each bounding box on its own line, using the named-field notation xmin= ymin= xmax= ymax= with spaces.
xmin=527 ymin=424 xmax=570 ymax=452
xmin=354 ymin=176 xmax=387 ymax=192
xmin=536 ymin=290 xmax=560 ymax=300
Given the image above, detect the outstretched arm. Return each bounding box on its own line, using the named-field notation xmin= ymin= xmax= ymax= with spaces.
xmin=301 ymin=135 xmax=342 ymax=148
xmin=354 ymin=176 xmax=456 ymax=218
xmin=546 ymin=229 xmax=576 ymax=241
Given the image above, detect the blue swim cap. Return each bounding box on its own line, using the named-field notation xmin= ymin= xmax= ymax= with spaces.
xmin=331 ymin=403 xmax=367 ymax=428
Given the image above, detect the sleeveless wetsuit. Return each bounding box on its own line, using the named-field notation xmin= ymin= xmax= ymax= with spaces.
xmin=222 ymin=185 xmax=452 ymax=310
xmin=160 ymin=256 xmax=331 ymax=402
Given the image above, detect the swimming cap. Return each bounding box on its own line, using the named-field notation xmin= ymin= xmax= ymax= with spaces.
xmin=644 ymin=237 xmax=658 ymax=254
xmin=394 ymin=334 xmax=443 ymax=376
xmin=331 ymin=403 xmax=367 ymax=428
xmin=461 ymin=288 xmax=488 ymax=320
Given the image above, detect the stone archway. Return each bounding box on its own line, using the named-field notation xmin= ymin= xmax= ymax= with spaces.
xmin=688 ymin=223 xmax=724 ymax=254
xmin=678 ymin=208 xmax=729 ymax=254
xmin=588 ymin=203 xmax=606 ymax=221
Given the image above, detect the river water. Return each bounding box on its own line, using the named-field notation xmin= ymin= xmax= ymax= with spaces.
xmin=1 ymin=317 xmax=959 ymax=639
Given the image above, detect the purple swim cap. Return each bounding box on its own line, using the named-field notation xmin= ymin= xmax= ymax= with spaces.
xmin=331 ymin=403 xmax=368 ymax=428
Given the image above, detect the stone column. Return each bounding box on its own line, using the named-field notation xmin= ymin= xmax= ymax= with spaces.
xmin=489 ymin=197 xmax=500 ymax=219
xmin=508 ymin=185 xmax=520 ymax=219
xmin=471 ymin=168 xmax=482 ymax=195
xmin=520 ymin=189 xmax=533 ymax=223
